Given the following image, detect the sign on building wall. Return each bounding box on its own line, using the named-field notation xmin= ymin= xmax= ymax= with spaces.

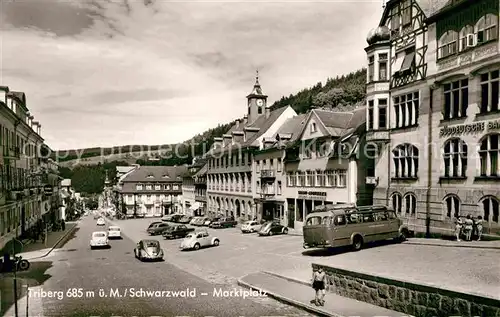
xmin=297 ymin=191 xmax=327 ymax=201
xmin=43 ymin=185 xmax=53 ymax=196
xmin=439 ymin=120 xmax=500 ymax=137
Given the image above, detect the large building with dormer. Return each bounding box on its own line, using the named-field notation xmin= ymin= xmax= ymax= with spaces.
xmin=365 ymin=0 xmax=500 ymax=236
xmin=205 ymin=73 xmax=297 ymax=221
xmin=117 ymin=166 xmax=188 ymax=217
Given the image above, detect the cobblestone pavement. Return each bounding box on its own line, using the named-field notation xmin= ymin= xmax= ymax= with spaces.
xmin=111 ymin=218 xmax=500 ymax=300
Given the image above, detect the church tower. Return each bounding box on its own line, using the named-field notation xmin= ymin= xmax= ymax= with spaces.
xmin=246 ymin=70 xmax=268 ymax=124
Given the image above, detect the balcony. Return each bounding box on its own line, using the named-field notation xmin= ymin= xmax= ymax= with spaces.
xmin=365 ymin=176 xmax=379 ymax=185
xmin=261 ymin=169 xmax=276 ymax=179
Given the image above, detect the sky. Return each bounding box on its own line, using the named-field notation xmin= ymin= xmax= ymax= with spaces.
xmin=1 ymin=0 xmax=383 ymax=150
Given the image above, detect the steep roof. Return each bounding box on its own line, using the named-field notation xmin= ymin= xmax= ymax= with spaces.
xmin=381 ymin=0 xmax=449 ymax=25
xmin=116 ymin=166 xmax=136 ymax=174
xmin=274 ymin=113 xmax=308 ymax=143
xmin=193 ymin=164 xmax=207 ymax=177
xmin=121 ymin=166 xmax=188 ymax=183
xmin=312 ymin=106 xmax=366 ymax=138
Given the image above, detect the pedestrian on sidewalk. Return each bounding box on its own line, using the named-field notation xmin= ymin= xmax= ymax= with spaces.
xmin=464 ymin=215 xmax=474 ymax=241
xmin=455 ymin=217 xmax=463 ymax=241
xmin=474 ymin=216 xmax=483 ymax=241
xmin=311 ymin=267 xmax=327 ymax=306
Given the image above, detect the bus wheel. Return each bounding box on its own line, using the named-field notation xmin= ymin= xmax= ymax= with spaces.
xmin=352 ymin=236 xmax=363 ymax=251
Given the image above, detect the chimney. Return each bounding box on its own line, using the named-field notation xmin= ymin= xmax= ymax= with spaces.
xmin=28 ymin=115 xmax=34 ymax=127
xmin=32 ymin=121 xmax=39 ymax=133
xmin=243 ymin=115 xmax=248 ymax=125
xmin=265 ymin=106 xmax=270 ymax=119
xmin=38 ymin=124 xmax=42 ymax=135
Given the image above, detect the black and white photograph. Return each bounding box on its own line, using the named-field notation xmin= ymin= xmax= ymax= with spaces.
xmin=0 ymin=0 xmax=499 ymax=316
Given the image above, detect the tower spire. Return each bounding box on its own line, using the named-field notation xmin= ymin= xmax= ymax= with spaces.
xmin=255 ymin=69 xmax=260 ymax=86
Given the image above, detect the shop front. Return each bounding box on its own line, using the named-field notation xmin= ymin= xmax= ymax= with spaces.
xmin=254 ymin=197 xmax=285 ymax=224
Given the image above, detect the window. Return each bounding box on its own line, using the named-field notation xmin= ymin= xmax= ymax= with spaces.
xmin=155 ymin=185 xmax=160 ymax=190
xmin=256 ymin=181 xmax=260 ymax=193
xmin=378 ymin=99 xmax=387 ymax=129
xmin=480 ymin=70 xmax=499 ymax=114
xmin=404 ymin=193 xmax=417 ymax=216
xmin=438 ymin=31 xmax=458 ymax=59
xmin=338 ymin=170 xmax=346 ymax=187
xmin=479 ymin=134 xmax=500 ymax=177
xmin=379 ymin=54 xmax=388 ymax=81
xmin=316 ymin=171 xmax=325 ymax=187
xmin=367 ymin=100 xmax=374 ymax=131
xmin=287 ymin=172 xmax=296 ymax=186
xmin=390 ymin=6 xmax=400 ymax=31
xmin=444 ymin=195 xmax=460 ymax=218
xmin=306 ymin=171 xmax=314 ymax=187
xmin=391 ymin=193 xmax=402 ymax=214
xmin=443 ymin=79 xmax=468 ymax=120
xmin=476 ymin=14 xmax=498 ymax=44
xmin=443 ymin=139 xmax=468 ymax=178
xmin=482 ymin=196 xmax=499 ymax=223
xmin=325 ymin=170 xmax=336 ymax=187
xmin=393 ymin=144 xmax=419 ymax=178
xmin=459 ymin=25 xmax=474 ymax=51
xmin=393 ymin=92 xmax=418 ymax=128
xmin=311 ymin=122 xmax=317 ymax=133
xmin=277 ymin=181 xmax=282 ymax=195
xmin=136 ymin=184 xmax=143 ymax=190
xmin=298 ymin=171 xmax=305 ymax=187
xmin=258 ymin=107 xmax=262 ymax=114
xmin=277 ymin=158 xmax=282 ymax=172
xmin=398 ymin=47 xmax=415 ymax=74
xmin=368 ymin=56 xmax=374 ymax=82
xmin=145 ymin=184 xmax=152 ymax=190
xmin=173 ymin=185 xmax=179 ymax=190
xmin=401 ymin=0 xmax=411 ymax=26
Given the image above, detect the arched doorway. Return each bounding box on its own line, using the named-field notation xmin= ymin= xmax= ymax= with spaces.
xmin=235 ymin=200 xmax=241 ymax=219
xmin=216 ymin=197 xmax=221 ymax=215
xmin=241 ymin=200 xmax=246 ymax=219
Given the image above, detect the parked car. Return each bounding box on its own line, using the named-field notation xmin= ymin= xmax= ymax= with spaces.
xmin=161 ymin=215 xmax=173 ymax=222
xmin=204 ymin=217 xmax=220 ymax=226
xmin=162 ymin=224 xmax=195 ymax=239
xmin=258 ymin=221 xmax=288 ymax=236
xmin=107 ymin=226 xmax=121 ymax=239
xmin=90 ymin=231 xmax=109 ymax=249
xmin=178 ymin=216 xmax=193 ymax=224
xmin=134 ymin=239 xmax=164 ymax=261
xmin=189 ymin=217 xmax=200 ymax=225
xmin=170 ymin=214 xmax=184 ymax=223
xmin=180 ymin=230 xmax=220 ymax=250
xmin=148 ymin=221 xmax=163 ymax=229
xmin=193 ymin=217 xmax=208 ymax=226
xmin=96 ymin=218 xmax=106 ymax=226
xmin=241 ymin=220 xmax=261 ymax=233
xmin=147 ymin=222 xmax=171 ymax=235
xmin=210 ymin=217 xmax=237 ymax=229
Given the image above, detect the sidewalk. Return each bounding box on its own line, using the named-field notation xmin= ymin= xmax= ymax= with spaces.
xmin=238 ymin=271 xmax=410 ymax=317
xmin=404 ymin=237 xmax=500 ymax=249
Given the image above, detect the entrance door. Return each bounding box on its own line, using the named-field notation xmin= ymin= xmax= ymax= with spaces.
xmin=287 ymin=205 xmax=295 ymax=228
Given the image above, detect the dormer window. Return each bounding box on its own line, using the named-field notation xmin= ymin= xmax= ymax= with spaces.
xmin=390 ymin=6 xmax=400 ymax=31
xmin=438 ymin=31 xmax=458 ymax=59
xmin=136 ymin=184 xmax=143 ymax=190
xmin=146 ymin=175 xmax=154 ymax=179
xmin=311 ymin=122 xmax=317 ymax=133
xmin=162 ymin=174 xmax=170 ymax=179
xmin=476 ymin=14 xmax=498 ymax=44
xmin=401 ymin=0 xmax=411 ymax=26
xmin=146 ymin=184 xmax=152 ymax=190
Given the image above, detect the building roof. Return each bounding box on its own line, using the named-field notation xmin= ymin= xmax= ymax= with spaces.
xmin=273 ymin=113 xmax=308 ymax=144
xmin=121 ymin=166 xmax=188 ymax=183
xmin=381 ymin=0 xmax=449 ymax=25
xmin=193 ymin=164 xmax=207 ymax=177
xmin=208 ymin=106 xmax=289 ymax=155
xmin=313 ymin=106 xmax=366 ymax=138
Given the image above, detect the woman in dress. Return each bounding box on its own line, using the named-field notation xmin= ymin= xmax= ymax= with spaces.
xmin=312 ymin=267 xmax=328 ymax=306
xmin=455 ymin=217 xmax=463 ymax=241
xmin=474 ymin=216 xmax=483 ymax=241
xmin=464 ymin=215 xmax=474 ymax=241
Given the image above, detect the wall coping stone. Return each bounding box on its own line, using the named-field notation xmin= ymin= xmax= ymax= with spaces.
xmin=312 ymin=263 xmax=500 ymax=308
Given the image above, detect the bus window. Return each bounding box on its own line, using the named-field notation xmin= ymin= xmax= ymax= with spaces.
xmin=387 ymin=211 xmax=397 ymax=219
xmin=333 ymin=215 xmax=346 ymax=226
xmin=322 ymin=216 xmax=333 ymax=225
xmin=376 ymin=212 xmax=388 ymax=221
xmin=363 ymin=213 xmax=375 ymax=222
xmin=347 ymin=213 xmax=360 ymax=224
xmin=306 ymin=216 xmax=322 ymax=225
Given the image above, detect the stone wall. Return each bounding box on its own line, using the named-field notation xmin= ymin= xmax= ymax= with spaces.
xmin=313 ymin=263 xmax=500 ymax=317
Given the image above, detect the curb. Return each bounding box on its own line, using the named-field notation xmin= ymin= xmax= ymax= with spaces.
xmin=404 ymin=241 xmax=500 ymax=250
xmin=262 ymin=271 xmax=311 ymax=287
xmin=26 ymin=222 xmax=79 ymax=260
xmin=237 ymin=276 xmax=343 ymax=317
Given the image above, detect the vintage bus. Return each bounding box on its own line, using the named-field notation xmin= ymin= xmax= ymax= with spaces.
xmin=303 ymin=205 xmax=409 ymax=251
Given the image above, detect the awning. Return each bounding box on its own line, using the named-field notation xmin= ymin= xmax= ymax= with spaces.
xmin=189 ymin=202 xmax=201 ymax=211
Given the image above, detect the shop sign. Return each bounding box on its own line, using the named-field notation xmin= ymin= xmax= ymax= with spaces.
xmin=440 ymin=120 xmax=500 ymax=137
xmin=298 ymin=191 xmax=327 ymax=200
xmin=43 ymin=185 xmax=53 ymax=196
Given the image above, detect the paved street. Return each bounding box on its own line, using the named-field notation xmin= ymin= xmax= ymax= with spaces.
xmin=111 ymin=217 xmax=500 ymax=299
xmin=6 ymin=216 xmax=311 ymax=316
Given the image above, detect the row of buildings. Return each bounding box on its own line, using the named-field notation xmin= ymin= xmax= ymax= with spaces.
xmin=113 ymin=0 xmax=500 ymax=236
xmin=0 ymin=86 xmax=68 ymax=251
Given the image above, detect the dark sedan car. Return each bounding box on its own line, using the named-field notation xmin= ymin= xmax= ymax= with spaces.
xmin=258 ymin=221 xmax=288 ymax=236
xmin=134 ymin=239 xmax=164 ymax=261
xmin=147 ymin=222 xmax=170 ymax=235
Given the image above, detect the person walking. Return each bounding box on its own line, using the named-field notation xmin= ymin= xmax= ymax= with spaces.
xmin=464 ymin=215 xmax=474 ymax=241
xmin=475 ymin=216 xmax=483 ymax=241
xmin=311 ymin=267 xmax=327 ymax=306
xmin=455 ymin=217 xmax=463 ymax=241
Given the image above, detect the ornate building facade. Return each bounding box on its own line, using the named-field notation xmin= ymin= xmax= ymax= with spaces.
xmin=366 ymin=0 xmax=500 ymax=236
